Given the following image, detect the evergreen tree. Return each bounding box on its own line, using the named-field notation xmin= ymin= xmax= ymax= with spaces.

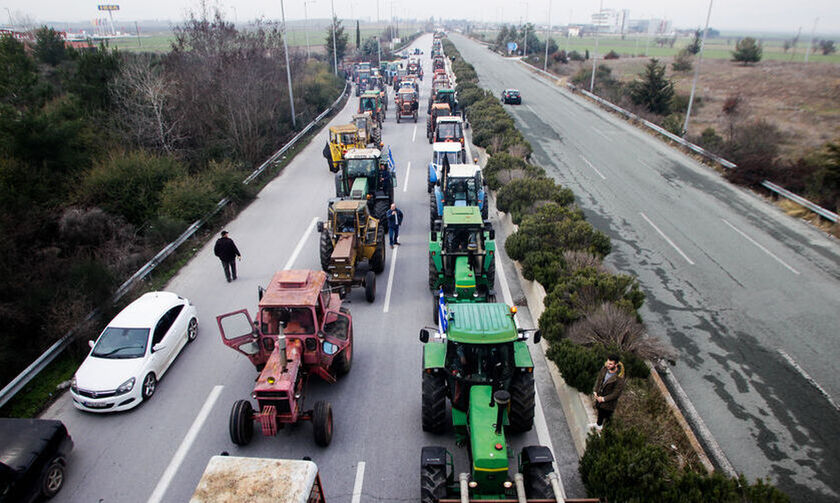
xmin=686 ymin=28 xmax=702 ymax=55
xmin=324 ymin=16 xmax=349 ymax=70
xmin=629 ymin=58 xmax=674 ymax=115
xmin=34 ymin=26 xmax=68 ymax=66
xmin=732 ymin=37 xmax=762 ymax=64
xmin=355 ymin=20 xmax=360 ymax=49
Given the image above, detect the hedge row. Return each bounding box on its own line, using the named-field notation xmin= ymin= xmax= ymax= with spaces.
xmin=444 ymin=36 xmax=788 ymax=502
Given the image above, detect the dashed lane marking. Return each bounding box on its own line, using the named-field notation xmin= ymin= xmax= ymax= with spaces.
xmin=639 ymin=212 xmax=695 ymax=265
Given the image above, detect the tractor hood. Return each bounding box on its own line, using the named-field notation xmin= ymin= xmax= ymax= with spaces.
xmin=350 ymin=177 xmax=369 ymax=199
xmin=468 ymin=385 xmax=509 ymax=494
xmin=446 ymin=303 xmax=518 ymax=344
xmin=454 ymin=256 xmax=476 ymax=298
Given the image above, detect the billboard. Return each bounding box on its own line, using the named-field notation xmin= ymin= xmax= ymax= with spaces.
xmin=97 ymin=5 xmax=120 ymax=11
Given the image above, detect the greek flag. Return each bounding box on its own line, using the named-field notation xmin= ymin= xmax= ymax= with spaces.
xmin=387 ymin=146 xmax=396 ymax=173
xmin=437 ymin=288 xmax=448 ymax=334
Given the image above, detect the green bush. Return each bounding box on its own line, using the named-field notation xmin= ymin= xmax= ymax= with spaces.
xmin=662 ymin=113 xmax=684 ymax=136
xmin=78 ymin=151 xmax=186 ymax=226
xmin=496 ymin=179 xmax=575 ymax=224
xmin=520 ymin=250 xmax=564 ymax=287
xmin=483 ymin=152 xmax=544 ymax=190
xmin=205 ymin=160 xmax=255 ymax=203
xmin=159 ymin=175 xmax=218 ymax=223
xmin=546 ymin=339 xmax=607 ymax=393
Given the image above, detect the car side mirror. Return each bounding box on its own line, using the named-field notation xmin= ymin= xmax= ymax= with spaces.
xmin=419 ymin=328 xmax=431 ymax=343
xmin=533 ymin=330 xmax=541 ymax=344
xmin=317 ymin=221 xmax=324 ymax=233
xmin=152 ymin=343 xmax=166 ymax=353
xmin=88 ymin=340 xmax=95 ymax=349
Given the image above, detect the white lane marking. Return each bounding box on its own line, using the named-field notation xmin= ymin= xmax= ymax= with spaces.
xmin=579 ymin=155 xmax=606 ymax=180
xmin=383 ymin=246 xmax=399 ymax=312
xmin=351 ymin=461 xmax=366 ymax=503
xmin=412 ymin=124 xmax=417 ymax=142
xmin=777 ymin=350 xmax=840 ymax=413
xmin=592 ymin=127 xmax=610 ymax=141
xmin=526 ymin=104 xmax=537 ymax=114
xmin=721 ymin=219 xmax=800 ymax=275
xmin=283 ymin=216 xmax=318 ymax=270
xmin=639 ymin=212 xmax=695 ymax=265
xmin=494 ymin=251 xmax=566 ymax=497
xmin=147 ymin=385 xmax=223 ymax=503
xmin=403 ymin=162 xmax=411 ymax=192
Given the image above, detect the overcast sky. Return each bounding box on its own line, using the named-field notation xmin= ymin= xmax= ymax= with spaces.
xmin=3 ymin=0 xmax=838 ymax=34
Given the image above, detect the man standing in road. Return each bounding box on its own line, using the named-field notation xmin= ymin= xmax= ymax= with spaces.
xmin=592 ymin=355 xmax=626 ymax=431
xmin=386 ymin=203 xmax=403 ymax=248
xmin=214 ymin=230 xmax=241 ymax=282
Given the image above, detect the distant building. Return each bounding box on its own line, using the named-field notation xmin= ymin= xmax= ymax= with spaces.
xmin=590 ymin=9 xmax=628 ymax=34
xmin=627 ymin=18 xmax=673 ymax=35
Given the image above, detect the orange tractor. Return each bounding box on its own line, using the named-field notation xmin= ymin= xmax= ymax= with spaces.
xmin=396 ymin=87 xmax=419 ymax=123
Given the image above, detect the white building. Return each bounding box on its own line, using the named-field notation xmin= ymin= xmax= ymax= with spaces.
xmin=591 ymin=9 xmax=629 ymax=34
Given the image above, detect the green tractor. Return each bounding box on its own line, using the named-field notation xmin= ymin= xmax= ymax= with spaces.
xmin=429 ymin=206 xmax=495 ymax=310
xmin=336 ymin=148 xmax=396 ymax=227
xmin=418 ymin=303 xmax=569 ymax=502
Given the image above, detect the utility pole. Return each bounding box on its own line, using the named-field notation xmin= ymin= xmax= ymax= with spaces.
xmin=543 ymin=0 xmax=552 ymax=71
xmin=304 ymin=0 xmax=315 ymax=61
xmin=331 ymin=0 xmax=338 ymax=75
xmin=280 ymin=0 xmax=296 ymax=128
xmin=681 ymin=0 xmax=713 ymax=137
xmin=589 ymin=0 xmax=603 ymax=92
xmin=805 ymin=17 xmax=818 ymax=62
xmin=6 ymin=7 xmax=13 ymax=27
xmin=522 ymin=2 xmax=529 ymax=56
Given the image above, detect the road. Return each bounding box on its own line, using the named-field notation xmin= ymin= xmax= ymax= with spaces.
xmin=41 ymin=34 xmax=585 ymax=502
xmin=449 ymin=33 xmax=840 ymax=502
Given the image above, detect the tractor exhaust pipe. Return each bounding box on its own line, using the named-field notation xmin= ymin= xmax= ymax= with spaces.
xmin=493 ymin=390 xmax=510 ymax=435
xmin=549 ymin=472 xmax=566 ymax=503
xmin=278 ymin=332 xmax=288 ymax=372
xmin=459 ymin=473 xmax=470 ymax=503
xmin=513 ymin=473 xmax=527 ymax=503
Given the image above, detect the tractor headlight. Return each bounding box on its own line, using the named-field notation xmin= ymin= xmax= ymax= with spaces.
xmin=115 ymin=377 xmax=135 ymax=396
xmin=503 ymin=481 xmax=513 ymax=489
xmin=468 ymin=481 xmax=478 ymax=488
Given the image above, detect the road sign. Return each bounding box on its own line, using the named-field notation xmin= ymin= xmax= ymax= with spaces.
xmin=97 ymin=4 xmax=120 ymax=11
xmin=507 ymin=42 xmax=518 ymax=53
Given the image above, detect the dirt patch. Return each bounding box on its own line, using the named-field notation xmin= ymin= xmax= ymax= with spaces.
xmin=571 ymin=56 xmax=840 ymax=161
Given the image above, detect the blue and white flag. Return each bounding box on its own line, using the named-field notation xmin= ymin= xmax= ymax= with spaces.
xmin=437 ymin=288 xmax=448 ymax=334
xmin=387 ymin=146 xmax=396 ymax=173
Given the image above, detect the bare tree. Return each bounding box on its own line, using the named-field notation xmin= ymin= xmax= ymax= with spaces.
xmin=566 ymin=302 xmax=676 ymax=361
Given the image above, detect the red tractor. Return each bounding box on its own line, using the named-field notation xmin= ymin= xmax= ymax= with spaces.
xmin=217 ymin=269 xmax=353 ymax=447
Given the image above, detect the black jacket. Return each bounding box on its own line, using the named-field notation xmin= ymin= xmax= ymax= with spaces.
xmin=386 ymin=208 xmax=404 ymax=228
xmin=214 ymin=237 xmax=240 ymax=262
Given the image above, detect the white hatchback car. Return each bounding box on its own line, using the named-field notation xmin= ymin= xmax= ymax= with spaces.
xmin=70 ymin=291 xmax=198 ymax=413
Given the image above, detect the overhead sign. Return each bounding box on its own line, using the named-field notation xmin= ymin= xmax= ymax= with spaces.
xmin=507 ymin=42 xmax=518 ymax=53
xmin=97 ymin=5 xmax=120 ymax=11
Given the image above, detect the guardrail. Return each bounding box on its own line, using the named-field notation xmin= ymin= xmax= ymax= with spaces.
xmin=0 ymin=81 xmax=349 ymax=411
xmin=518 ymin=59 xmax=837 ymax=225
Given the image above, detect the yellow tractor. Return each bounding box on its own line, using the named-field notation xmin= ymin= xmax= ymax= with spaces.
xmin=352 ymin=112 xmax=382 ymax=147
xmin=324 ymin=124 xmax=365 ymax=173
xmin=317 ymin=199 xmax=386 ymax=302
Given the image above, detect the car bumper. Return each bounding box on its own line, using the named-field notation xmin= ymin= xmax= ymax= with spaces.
xmin=70 ymin=387 xmax=142 ymax=413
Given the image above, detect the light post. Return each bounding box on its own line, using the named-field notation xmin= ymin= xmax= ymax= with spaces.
xmin=304 ymin=0 xmax=316 ymax=61
xmin=522 ymin=2 xmax=528 ymax=57
xmin=681 ymin=0 xmax=713 ymax=137
xmin=589 ymin=0 xmax=603 ymax=93
xmin=543 ymin=0 xmax=552 ymax=71
xmin=280 ymin=0 xmax=296 ymax=128
xmin=330 ymin=0 xmax=338 ymax=75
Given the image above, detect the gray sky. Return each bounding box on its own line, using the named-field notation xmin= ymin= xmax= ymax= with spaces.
xmin=3 ymin=0 xmax=838 ymax=34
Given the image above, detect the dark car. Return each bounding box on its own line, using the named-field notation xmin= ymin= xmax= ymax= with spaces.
xmin=501 ymin=89 xmax=522 ymax=105
xmin=0 ymin=419 xmax=73 ymax=502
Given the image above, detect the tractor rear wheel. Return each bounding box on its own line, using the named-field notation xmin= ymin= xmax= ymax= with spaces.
xmin=508 ymin=372 xmax=535 ymax=433
xmin=373 ymin=200 xmax=389 ymax=231
xmin=428 ymin=254 xmax=438 ymax=290
xmin=370 ymin=228 xmax=386 ymax=274
xmin=523 ymin=461 xmax=554 ymax=499
xmin=333 ymin=337 xmax=353 ymax=376
xmin=229 ymin=400 xmax=254 ymax=445
xmin=312 ymin=401 xmax=334 ymax=447
xmin=420 ymin=463 xmax=447 ymax=503
xmin=364 ymin=270 xmax=376 ymax=303
xmin=482 ymin=192 xmax=489 ymax=219
xmin=429 ymin=193 xmax=438 ymax=230
xmin=486 ymin=257 xmax=496 ymax=291
xmin=421 ymin=371 xmax=447 ymax=433
xmin=319 ymin=229 xmax=333 ymax=271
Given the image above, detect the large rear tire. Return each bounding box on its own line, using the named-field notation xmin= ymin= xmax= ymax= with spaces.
xmin=523 ymin=461 xmax=554 ymax=499
xmin=370 ymin=227 xmax=386 ymax=274
xmin=373 ymin=200 xmax=390 ymax=232
xmin=486 ymin=256 xmax=496 ymax=291
xmin=319 ymin=229 xmax=333 ymax=271
xmin=482 ymin=192 xmax=489 ymax=219
xmin=428 ymin=254 xmax=438 ymax=290
xmin=229 ymin=400 xmax=254 ymax=445
xmin=364 ymin=270 xmax=376 ymax=303
xmin=420 ymin=463 xmax=447 ymax=503
xmin=508 ymin=372 xmax=535 ymax=433
xmin=429 ymin=193 xmax=438 ymax=230
xmin=421 ymin=371 xmax=447 ymax=433
xmin=313 ymin=401 xmax=334 ymax=447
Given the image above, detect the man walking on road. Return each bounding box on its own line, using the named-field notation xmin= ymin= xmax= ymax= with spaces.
xmin=213 ymin=230 xmax=241 ymax=282
xmin=592 ymin=355 xmax=626 ymax=431
xmin=386 ymin=203 xmax=403 ymax=248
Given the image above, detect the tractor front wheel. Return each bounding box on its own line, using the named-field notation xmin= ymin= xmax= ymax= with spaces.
xmin=313 ymin=401 xmax=334 ymax=447
xmin=421 ymin=371 xmax=447 ymax=433
xmin=420 ymin=463 xmax=447 ymax=503
xmin=333 ymin=337 xmax=353 ymax=376
xmin=523 ymin=461 xmax=555 ymax=499
xmin=229 ymin=400 xmax=254 ymax=445
xmin=508 ymin=372 xmax=536 ymax=433
xmin=364 ymin=270 xmax=376 ymax=303
xmin=319 ymin=229 xmax=333 ymax=271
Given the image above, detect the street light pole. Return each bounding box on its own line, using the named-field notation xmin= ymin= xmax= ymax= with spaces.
xmin=544 ymin=0 xmax=552 ymax=71
xmin=523 ymin=2 xmax=528 ymax=57
xmin=304 ymin=0 xmax=315 ymax=61
xmin=589 ymin=0 xmax=603 ymax=93
xmin=681 ymin=0 xmax=713 ymax=137
xmin=805 ymin=17 xmax=818 ymax=63
xmin=280 ymin=0 xmax=296 ymax=128
xmin=331 ymin=0 xmax=338 ymax=75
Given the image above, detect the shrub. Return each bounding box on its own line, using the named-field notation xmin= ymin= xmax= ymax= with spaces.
xmin=694 ymin=127 xmax=725 ymax=155
xmin=568 ymin=50 xmax=585 ymax=61
xmin=159 ymin=175 xmax=218 ymax=223
xmin=521 ymin=251 xmax=565 ymax=288
xmin=603 ymin=50 xmax=620 ymax=60
xmin=496 ymin=180 xmax=575 ymax=224
xmin=483 ymin=152 xmax=543 ymax=190
xmin=68 ymin=259 xmax=115 ymax=305
xmin=662 ymin=113 xmax=684 ymax=136
xmin=545 ymin=340 xmax=650 ymax=393
xmin=672 ymin=49 xmax=693 ymax=72
xmin=566 ymin=303 xmax=675 ymax=362
xmin=732 ymin=37 xmax=762 ymax=64
xmin=205 ymin=159 xmax=255 ymax=203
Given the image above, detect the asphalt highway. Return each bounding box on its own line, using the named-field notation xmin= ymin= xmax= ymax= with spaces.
xmin=449 ymin=33 xmax=840 ymax=502
xmin=42 ymin=34 xmax=585 ymax=502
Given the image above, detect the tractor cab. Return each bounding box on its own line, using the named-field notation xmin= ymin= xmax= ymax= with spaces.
xmin=428 ymin=142 xmax=467 ymax=191
xmin=325 ymin=124 xmax=364 ymax=172
xmin=359 ymin=91 xmax=385 ymax=123
xmin=426 ymin=103 xmax=452 ymax=143
xmin=337 ymin=148 xmax=395 ymax=224
xmin=352 ymin=112 xmax=382 ymax=147
xmin=431 ymin=158 xmax=488 ymax=221
xmin=434 ymin=116 xmax=464 ymax=145
xmin=431 ymin=88 xmax=463 ymax=119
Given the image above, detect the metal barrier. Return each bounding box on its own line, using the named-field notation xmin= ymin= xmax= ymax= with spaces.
xmin=0 ymin=81 xmax=349 ymax=410
xmin=518 ymin=59 xmax=837 ymax=224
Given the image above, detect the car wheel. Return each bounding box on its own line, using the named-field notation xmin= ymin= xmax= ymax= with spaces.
xmin=141 ymin=373 xmax=157 ymax=400
xmin=187 ymin=318 xmax=198 ymax=342
xmin=40 ymin=459 xmax=65 ymax=498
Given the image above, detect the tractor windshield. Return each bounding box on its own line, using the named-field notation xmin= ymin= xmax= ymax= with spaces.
xmin=445 ymin=177 xmax=478 ymax=204
xmin=437 ymin=123 xmax=462 ymax=141
xmin=446 ymin=341 xmax=514 ymax=383
xmin=336 ymin=211 xmax=357 ymax=233
xmin=434 ymin=150 xmax=464 ymax=165
xmin=340 ymin=133 xmax=356 ymax=144
xmin=260 ymin=307 xmax=316 ymax=335
xmin=354 ymin=118 xmax=366 ymax=130
xmin=361 ymin=98 xmax=376 ymax=111
xmin=443 ymin=227 xmax=482 ymax=254
xmin=346 ymin=158 xmax=377 ymax=178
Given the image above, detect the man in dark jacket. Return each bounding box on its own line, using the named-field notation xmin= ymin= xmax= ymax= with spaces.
xmin=386 ymin=203 xmax=403 ymax=248
xmin=213 ymin=230 xmax=241 ymax=282
xmin=592 ymin=355 xmax=626 ymax=430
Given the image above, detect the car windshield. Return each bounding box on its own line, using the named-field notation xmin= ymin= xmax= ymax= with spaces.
xmin=92 ymin=327 xmax=149 ymax=359
xmin=346 ymin=158 xmax=377 ymax=177
xmin=437 ymin=123 xmax=462 ymax=140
